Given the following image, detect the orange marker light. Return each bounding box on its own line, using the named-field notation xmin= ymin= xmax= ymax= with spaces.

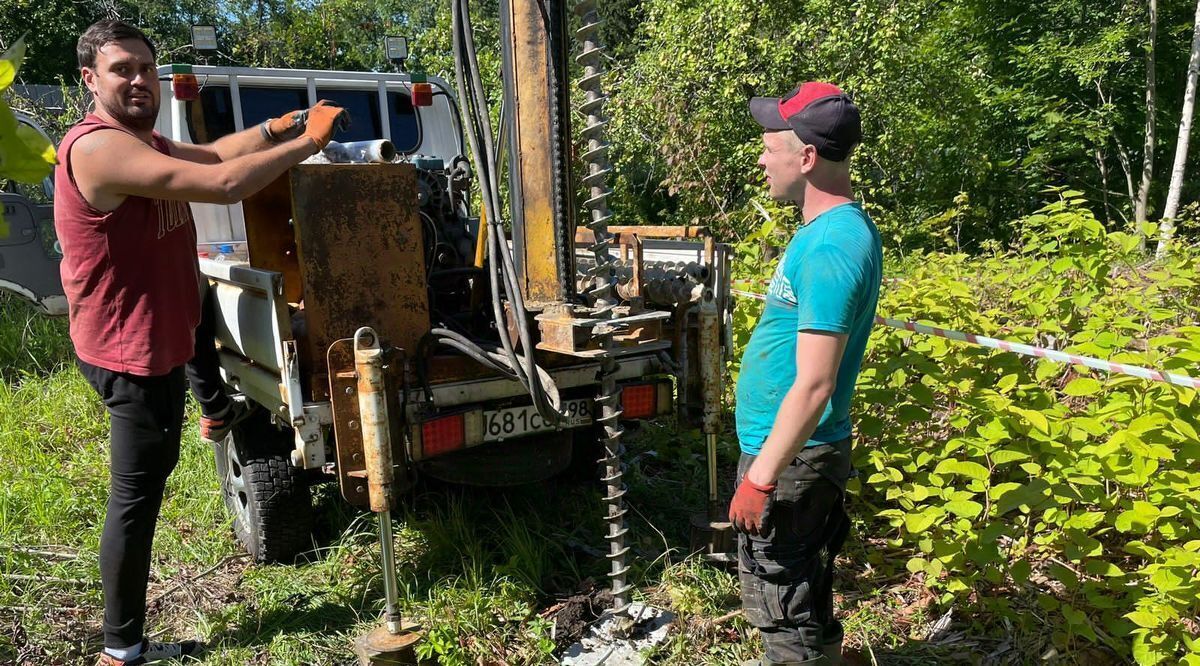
xmin=412 ymin=82 xmax=433 ymax=107
xmin=172 ymin=73 xmax=199 ymax=101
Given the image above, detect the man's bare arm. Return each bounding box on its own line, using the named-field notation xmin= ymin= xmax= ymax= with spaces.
xmin=744 ymin=330 xmax=848 ymax=486
xmin=71 ymin=128 xmax=316 ymax=208
xmin=166 ymin=124 xmax=277 ymax=165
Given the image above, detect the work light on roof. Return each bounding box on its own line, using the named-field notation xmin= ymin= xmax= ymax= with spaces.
xmin=191 ymin=25 xmax=218 ymax=54
xmin=385 ymin=36 xmax=409 ymax=64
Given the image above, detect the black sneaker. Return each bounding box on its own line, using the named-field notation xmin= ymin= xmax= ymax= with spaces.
xmin=200 ymin=399 xmax=253 ymax=445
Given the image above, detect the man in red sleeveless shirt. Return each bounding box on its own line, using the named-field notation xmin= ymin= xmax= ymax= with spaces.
xmin=54 ymin=19 xmax=348 ymax=666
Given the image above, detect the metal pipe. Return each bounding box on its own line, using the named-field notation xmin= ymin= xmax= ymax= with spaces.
xmin=356 ymin=327 xmax=394 ymax=512
xmin=698 ymin=295 xmax=723 ymax=518
xmin=378 ymin=511 xmax=402 ymax=634
xmin=312 ymin=139 xmax=397 ymax=163
xmin=672 ymin=300 xmax=694 ymax=421
xmin=698 ymin=292 xmax=722 ymax=435
xmin=354 ymin=327 xmax=402 ymax=633
xmin=706 ymin=432 xmax=719 ymax=509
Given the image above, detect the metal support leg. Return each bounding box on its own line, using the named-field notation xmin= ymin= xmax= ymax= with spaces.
xmin=378 ymin=510 xmax=402 ymax=633
xmin=351 ymin=327 xmax=421 ymax=664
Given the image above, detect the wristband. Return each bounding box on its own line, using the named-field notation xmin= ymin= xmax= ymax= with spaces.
xmin=260 ymin=120 xmax=280 ymax=144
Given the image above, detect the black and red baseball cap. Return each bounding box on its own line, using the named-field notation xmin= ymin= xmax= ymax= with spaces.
xmin=749 ymin=82 xmax=861 ymax=161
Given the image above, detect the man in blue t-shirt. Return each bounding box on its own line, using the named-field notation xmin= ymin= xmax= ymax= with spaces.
xmin=730 ymin=82 xmax=882 ymax=665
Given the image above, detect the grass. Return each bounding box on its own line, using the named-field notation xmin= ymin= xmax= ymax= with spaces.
xmin=0 ymin=292 xmax=1082 ymax=665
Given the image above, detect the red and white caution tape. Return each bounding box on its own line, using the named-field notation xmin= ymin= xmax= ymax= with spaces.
xmin=730 ymin=288 xmax=1200 ymax=390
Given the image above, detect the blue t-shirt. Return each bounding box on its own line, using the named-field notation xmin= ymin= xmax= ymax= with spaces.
xmin=735 ymin=202 xmax=882 ymax=455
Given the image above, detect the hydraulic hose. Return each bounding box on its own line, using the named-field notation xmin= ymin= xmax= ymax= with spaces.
xmin=451 ymin=0 xmax=566 ymax=423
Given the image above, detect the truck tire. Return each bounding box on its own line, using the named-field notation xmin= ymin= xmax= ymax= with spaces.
xmin=213 ymin=410 xmax=313 ymax=563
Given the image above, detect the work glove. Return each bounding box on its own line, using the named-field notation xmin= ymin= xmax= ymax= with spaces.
xmin=302 ymin=101 xmax=351 ymax=150
xmin=262 ymin=100 xmax=344 ymax=143
xmin=729 ymin=477 xmax=775 ymax=536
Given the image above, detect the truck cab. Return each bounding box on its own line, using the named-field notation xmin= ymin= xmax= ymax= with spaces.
xmin=155 ymin=65 xmax=463 ymax=252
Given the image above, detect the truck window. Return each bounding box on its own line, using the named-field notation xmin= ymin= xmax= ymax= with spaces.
xmin=190 ymin=86 xmax=235 ymax=143
xmin=314 ymin=89 xmax=381 ymax=143
xmin=189 ymin=86 xmax=309 ymax=143
xmin=388 ymin=92 xmax=420 ymax=153
xmin=187 ymin=84 xmax=421 ymax=152
xmin=241 ymin=87 xmax=309 ymax=128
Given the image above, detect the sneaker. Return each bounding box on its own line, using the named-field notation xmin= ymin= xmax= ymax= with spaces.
xmin=200 ymin=399 xmax=252 ymax=445
xmin=96 ymin=638 xmax=205 ymax=665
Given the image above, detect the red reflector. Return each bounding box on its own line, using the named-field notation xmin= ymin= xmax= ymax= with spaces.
xmin=421 ymin=414 xmax=465 ymax=457
xmin=172 ymin=73 xmax=199 ymax=101
xmin=412 ymin=82 xmax=433 ymax=107
xmin=621 ymin=384 xmax=656 ymax=419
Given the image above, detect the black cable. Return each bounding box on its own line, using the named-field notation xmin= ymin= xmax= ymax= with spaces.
xmin=459 ymin=0 xmax=558 ymax=420
xmin=452 ymin=0 xmax=566 ymax=422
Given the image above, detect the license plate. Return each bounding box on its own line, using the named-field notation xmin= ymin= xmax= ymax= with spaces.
xmin=483 ymin=398 xmax=592 ymax=442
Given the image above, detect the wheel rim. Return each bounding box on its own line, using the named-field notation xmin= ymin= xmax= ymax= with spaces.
xmin=224 ymin=437 xmax=252 ymax=531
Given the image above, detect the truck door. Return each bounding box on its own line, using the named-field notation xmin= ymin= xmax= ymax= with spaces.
xmin=0 ymin=184 xmax=65 ymax=315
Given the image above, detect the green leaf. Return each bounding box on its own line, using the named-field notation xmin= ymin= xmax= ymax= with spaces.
xmin=904 ymin=509 xmax=941 ymax=534
xmin=0 ymin=100 xmax=56 ymax=183
xmin=1063 ymin=377 xmax=1102 ymax=396
xmin=990 ymin=449 xmax=1028 ymax=465
xmin=1009 ymin=558 xmax=1031 ymax=583
xmin=1083 ymin=560 xmax=1124 ymax=577
xmin=1126 ymin=611 xmax=1162 ymax=629
xmin=977 ymin=418 xmax=1009 ymax=442
xmin=955 ymin=460 xmax=990 ymax=480
xmin=0 ymin=36 xmax=26 ymax=92
xmin=994 ymin=478 xmax=1052 ymax=515
xmin=1011 ymin=407 xmax=1050 ymax=434
xmin=944 ymin=499 xmax=983 ymax=518
xmin=996 ymin=374 xmax=1018 ymax=393
xmin=1115 ymin=503 xmax=1159 ymax=533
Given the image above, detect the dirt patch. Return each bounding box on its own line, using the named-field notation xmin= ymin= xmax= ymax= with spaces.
xmin=541 ymin=580 xmax=613 ymax=650
xmin=145 ymin=554 xmax=253 ymax=639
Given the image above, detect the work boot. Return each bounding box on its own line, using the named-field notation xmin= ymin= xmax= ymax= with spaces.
xmin=95 ymin=638 xmax=205 ymax=664
xmin=740 ymin=656 xmax=829 ymax=666
xmin=200 ymin=399 xmax=252 ymax=445
xmin=821 ymin=643 xmax=844 ymax=665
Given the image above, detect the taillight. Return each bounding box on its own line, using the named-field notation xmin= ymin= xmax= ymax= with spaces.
xmin=412 ymin=82 xmax=433 ymax=107
xmin=172 ymin=64 xmax=199 ymax=101
xmin=421 ymin=413 xmax=465 ymax=457
xmin=621 ymin=383 xmax=657 ymax=419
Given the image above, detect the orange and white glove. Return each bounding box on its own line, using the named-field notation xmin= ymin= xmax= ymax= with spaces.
xmin=729 ymin=477 xmax=775 ymax=536
xmin=262 ymin=100 xmax=342 ymax=143
xmin=302 ymin=101 xmax=351 ymax=150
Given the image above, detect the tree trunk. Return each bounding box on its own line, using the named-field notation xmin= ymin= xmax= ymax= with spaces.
xmin=1115 ymin=136 xmax=1137 ymax=206
xmin=1136 ymin=0 xmax=1157 ymax=243
xmin=1096 ymin=147 xmax=1112 ymax=225
xmin=1158 ymin=0 xmax=1200 ymax=258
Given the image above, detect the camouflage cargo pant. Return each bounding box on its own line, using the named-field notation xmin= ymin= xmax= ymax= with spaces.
xmin=737 ymin=438 xmax=852 ymax=665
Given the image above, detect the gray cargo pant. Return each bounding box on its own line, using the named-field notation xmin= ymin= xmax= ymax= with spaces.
xmin=737 ymin=438 xmax=852 ymax=665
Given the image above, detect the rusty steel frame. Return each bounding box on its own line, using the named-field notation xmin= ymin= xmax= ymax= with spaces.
xmin=289 ymin=163 xmax=429 ymax=401
xmin=500 ymin=0 xmax=576 ymax=307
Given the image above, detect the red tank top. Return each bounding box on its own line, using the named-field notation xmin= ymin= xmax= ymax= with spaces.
xmin=53 ymin=114 xmax=200 ymax=376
